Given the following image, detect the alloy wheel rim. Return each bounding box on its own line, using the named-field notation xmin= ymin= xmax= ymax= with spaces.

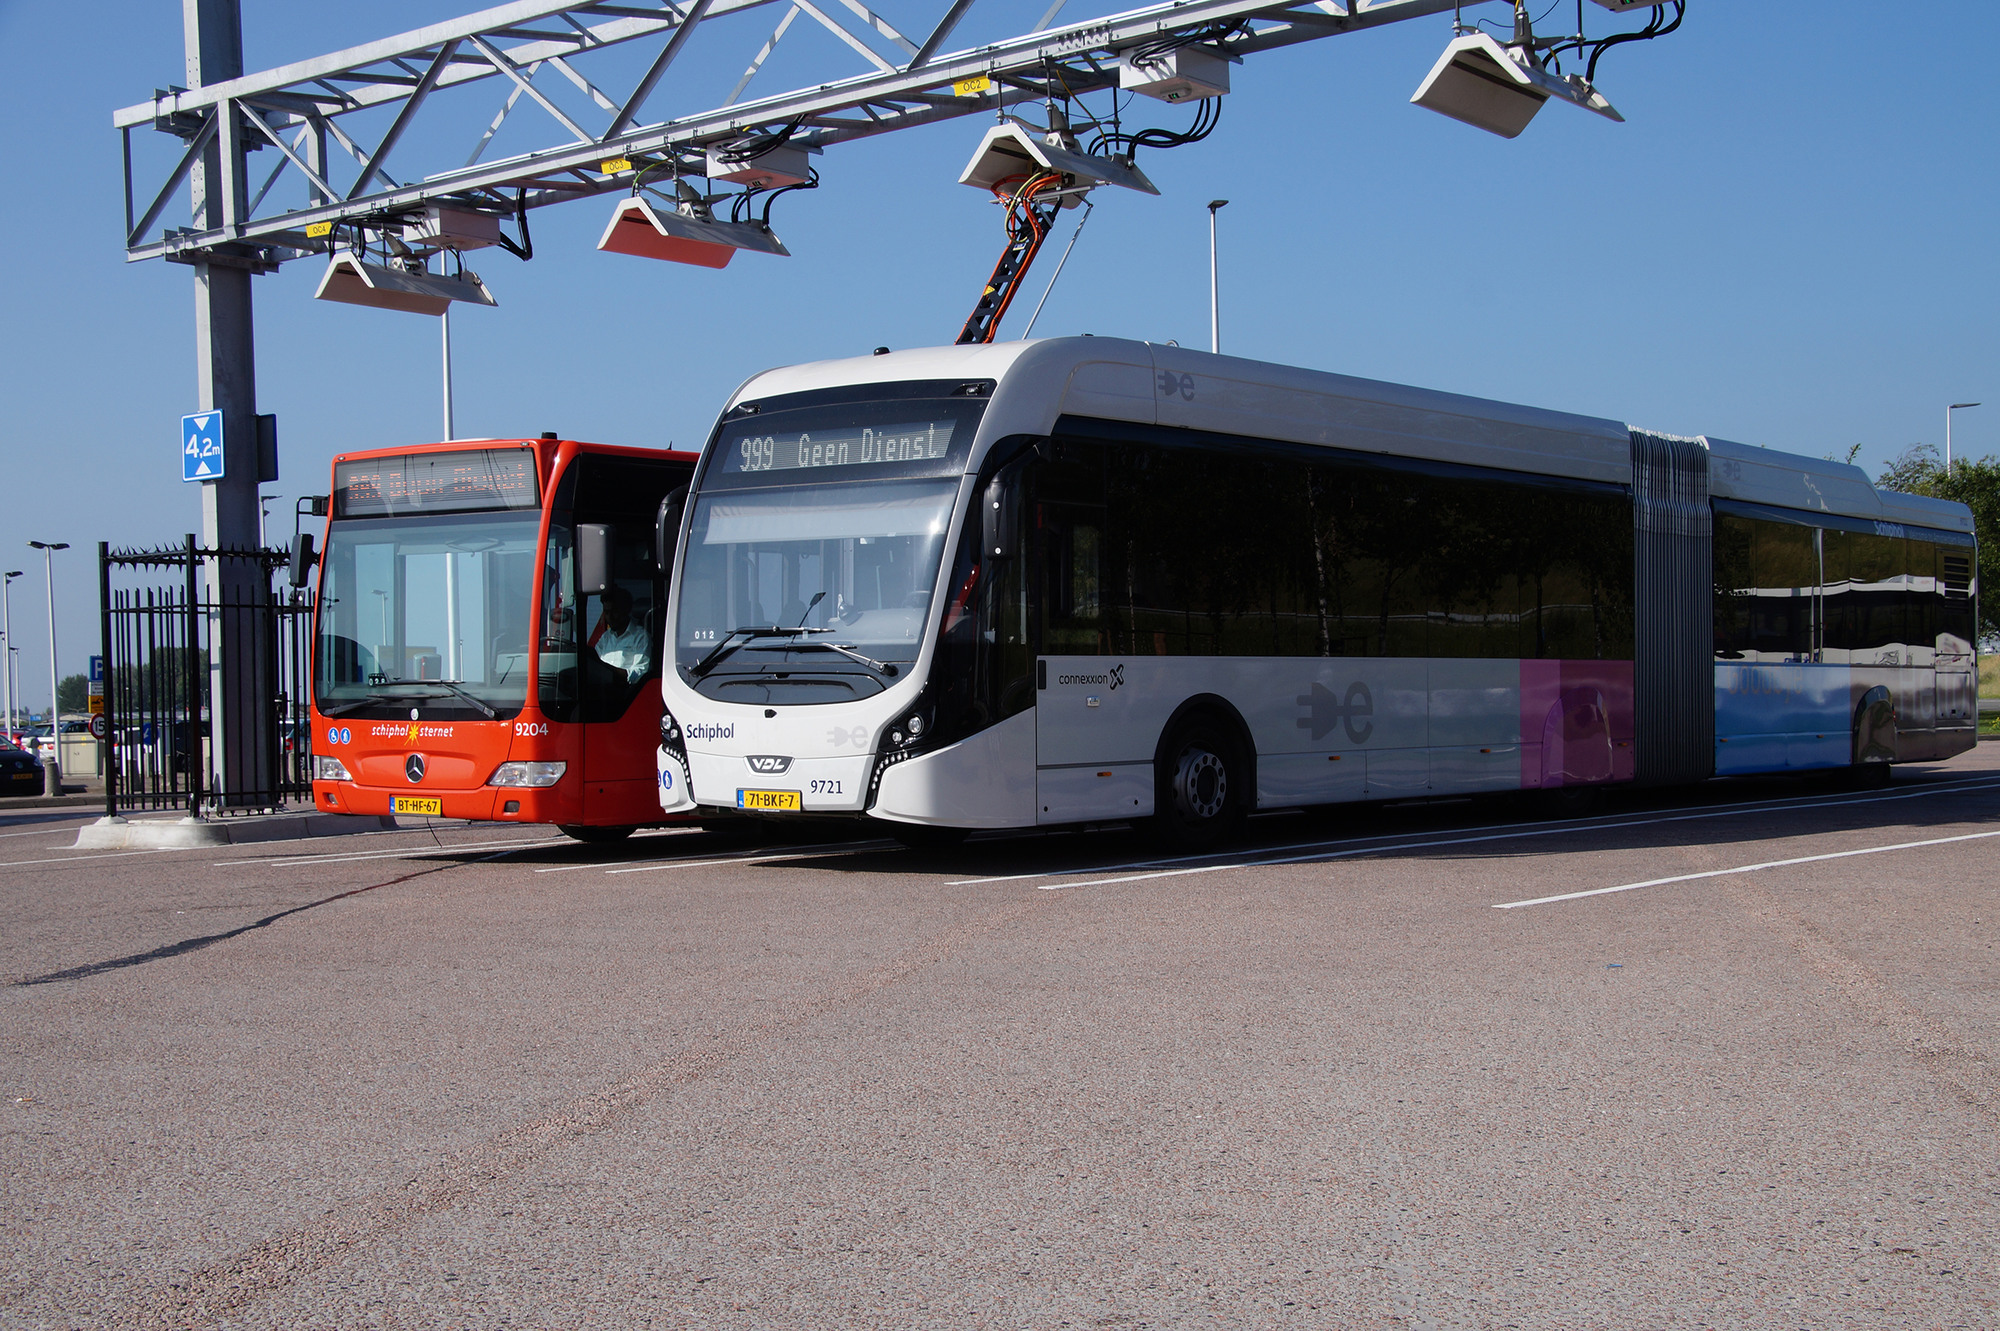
xmin=1174 ymin=747 xmax=1227 ymax=821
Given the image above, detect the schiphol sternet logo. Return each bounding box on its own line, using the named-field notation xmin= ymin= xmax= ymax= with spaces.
xmin=1296 ymin=681 xmax=1374 ymax=744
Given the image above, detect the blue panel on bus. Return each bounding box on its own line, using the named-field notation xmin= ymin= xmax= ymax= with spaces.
xmin=1714 ymin=663 xmax=1850 ymax=774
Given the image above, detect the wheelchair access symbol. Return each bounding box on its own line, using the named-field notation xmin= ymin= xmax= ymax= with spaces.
xmin=182 ymin=410 xmax=224 ymax=482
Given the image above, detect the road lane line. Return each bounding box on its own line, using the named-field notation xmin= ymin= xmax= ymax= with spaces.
xmin=233 ymin=835 xmax=562 ymax=867
xmin=601 ymin=839 xmax=900 ymax=875
xmin=950 ymin=774 xmax=2000 ymax=888
xmin=1493 ymin=828 xmax=2000 ymax=909
xmin=0 ymin=849 xmax=172 ymax=869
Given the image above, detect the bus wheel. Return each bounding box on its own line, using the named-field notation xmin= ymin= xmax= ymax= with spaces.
xmin=558 ymin=824 xmax=636 ymax=844
xmin=1155 ymin=717 xmax=1245 ymax=850
xmin=1846 ymin=762 xmax=1892 ymax=789
xmin=888 ymin=822 xmax=969 ymax=850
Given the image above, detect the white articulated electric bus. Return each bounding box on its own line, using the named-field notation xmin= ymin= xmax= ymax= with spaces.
xmin=654 ymin=338 xmax=1977 ymax=846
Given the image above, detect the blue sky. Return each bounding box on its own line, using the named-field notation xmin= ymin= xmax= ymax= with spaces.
xmin=0 ymin=0 xmax=1994 ymax=713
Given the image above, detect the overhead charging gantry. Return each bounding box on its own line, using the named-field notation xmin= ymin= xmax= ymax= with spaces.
xmin=118 ymin=0 xmax=1682 ymax=805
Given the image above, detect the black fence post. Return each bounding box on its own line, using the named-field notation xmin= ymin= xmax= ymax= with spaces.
xmin=98 ymin=541 xmax=115 ymax=821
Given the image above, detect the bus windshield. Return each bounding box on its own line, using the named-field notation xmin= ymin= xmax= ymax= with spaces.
xmin=674 ymin=477 xmax=960 ymax=701
xmin=316 ymin=508 xmax=541 ymax=719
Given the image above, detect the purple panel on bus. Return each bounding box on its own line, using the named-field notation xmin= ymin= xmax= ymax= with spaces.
xmin=1520 ymin=659 xmax=1635 ymax=788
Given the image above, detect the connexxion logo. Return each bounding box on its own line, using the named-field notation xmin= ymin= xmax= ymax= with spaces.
xmin=1057 ymin=664 xmax=1125 ymax=689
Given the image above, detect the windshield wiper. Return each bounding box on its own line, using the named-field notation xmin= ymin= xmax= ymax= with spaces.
xmin=688 ymin=625 xmax=832 ymax=678
xmin=318 ymin=696 xmax=382 ymax=718
xmin=793 ymin=640 xmax=899 ymax=676
xmin=320 ymin=679 xmax=497 ymax=719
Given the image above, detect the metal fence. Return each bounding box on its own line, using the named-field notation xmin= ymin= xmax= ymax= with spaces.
xmin=99 ymin=537 xmax=314 ymax=817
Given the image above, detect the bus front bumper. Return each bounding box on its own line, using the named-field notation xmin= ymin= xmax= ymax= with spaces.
xmin=312 ymin=780 xmax=579 ymax=824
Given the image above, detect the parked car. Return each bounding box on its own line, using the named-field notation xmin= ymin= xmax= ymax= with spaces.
xmin=0 ymin=736 xmax=41 ymax=795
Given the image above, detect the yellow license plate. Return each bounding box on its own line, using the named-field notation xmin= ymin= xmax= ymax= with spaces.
xmin=737 ymin=788 xmax=802 ymax=811
xmin=392 ymin=796 xmax=443 ymax=816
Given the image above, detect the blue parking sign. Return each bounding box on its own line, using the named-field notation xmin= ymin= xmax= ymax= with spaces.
xmin=182 ymin=410 xmax=224 ymax=482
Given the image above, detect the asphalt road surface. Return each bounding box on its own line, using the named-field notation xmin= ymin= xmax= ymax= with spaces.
xmin=3 ymin=750 xmax=1997 ymax=1330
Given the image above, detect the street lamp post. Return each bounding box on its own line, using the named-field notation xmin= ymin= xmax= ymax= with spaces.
xmin=1947 ymin=402 xmax=1981 ymax=472
xmin=1207 ymin=200 xmax=1228 ymax=355
xmin=1 ymin=570 xmax=20 ymax=738
xmin=28 ymin=542 xmax=68 ymax=796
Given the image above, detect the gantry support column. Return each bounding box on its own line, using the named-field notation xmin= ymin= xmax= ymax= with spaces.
xmin=187 ymin=0 xmax=277 ymax=807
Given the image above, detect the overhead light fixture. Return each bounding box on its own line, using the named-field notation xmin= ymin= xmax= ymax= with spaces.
xmin=704 ymin=143 xmax=816 ymax=190
xmin=959 ymin=121 xmax=1159 ymax=202
xmin=1118 ymin=46 xmax=1232 ymax=103
xmin=312 ymin=254 xmax=498 ymax=315
xmin=1411 ymin=31 xmax=1621 ymax=138
xmin=400 ymin=205 xmax=507 ymax=253
xmin=596 ymin=194 xmax=790 ymax=269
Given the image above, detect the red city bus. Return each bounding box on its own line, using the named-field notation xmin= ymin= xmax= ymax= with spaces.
xmin=307 ymin=435 xmax=697 ymax=842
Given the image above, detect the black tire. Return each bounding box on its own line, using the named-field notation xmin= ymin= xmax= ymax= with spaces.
xmin=557 ymin=823 xmax=637 ymax=844
xmin=1154 ymin=715 xmax=1247 ymax=850
xmin=1846 ymin=761 xmax=1893 ymax=790
xmin=888 ymin=822 xmax=970 ymax=850
xmin=1538 ymin=785 xmax=1603 ymax=820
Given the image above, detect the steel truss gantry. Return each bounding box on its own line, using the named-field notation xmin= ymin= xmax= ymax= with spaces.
xmin=121 ymin=0 xmax=1506 ymax=810
xmin=119 ymin=0 xmax=1483 ymax=268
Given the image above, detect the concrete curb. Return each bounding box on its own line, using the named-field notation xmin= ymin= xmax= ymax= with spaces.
xmin=73 ymin=812 xmax=398 ymax=850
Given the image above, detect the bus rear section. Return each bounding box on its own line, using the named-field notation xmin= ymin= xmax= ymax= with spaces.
xmin=655 ymin=339 xmax=1976 ymax=844
xmin=310 ymin=436 xmax=697 ymax=840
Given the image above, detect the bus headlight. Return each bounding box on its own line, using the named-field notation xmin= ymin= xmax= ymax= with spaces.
xmin=489 ymin=761 xmax=567 ymax=788
xmin=313 ymin=755 xmax=353 ymax=782
xmin=888 ymin=708 xmax=932 ymax=748
xmin=659 ymin=707 xmax=687 ymax=764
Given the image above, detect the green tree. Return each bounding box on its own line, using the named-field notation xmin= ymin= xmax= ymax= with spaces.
xmin=1877 ymin=444 xmax=2000 ymax=642
xmin=56 ymin=673 xmax=89 ymax=714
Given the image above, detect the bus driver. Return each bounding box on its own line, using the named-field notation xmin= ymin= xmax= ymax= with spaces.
xmin=589 ymin=585 xmax=652 ymax=683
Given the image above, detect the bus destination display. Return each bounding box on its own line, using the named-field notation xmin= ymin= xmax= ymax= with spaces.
xmin=335 ymin=448 xmax=540 ymax=518
xmin=729 ymin=420 xmax=958 ymax=476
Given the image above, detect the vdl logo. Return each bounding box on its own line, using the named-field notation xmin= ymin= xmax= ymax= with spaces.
xmin=1296 ymin=681 xmax=1374 ymax=744
xmin=747 ymin=755 xmax=793 ymax=775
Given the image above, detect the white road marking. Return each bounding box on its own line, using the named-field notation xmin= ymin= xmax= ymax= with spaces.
xmin=1493 ymin=828 xmax=2000 ymax=909
xmin=233 ymin=835 xmax=563 ymax=867
xmin=949 ymin=774 xmax=2000 ymax=889
xmin=0 ymin=825 xmax=90 ymax=840
xmin=0 ymin=849 xmax=172 ymax=869
xmin=600 ymin=839 xmax=900 ymax=875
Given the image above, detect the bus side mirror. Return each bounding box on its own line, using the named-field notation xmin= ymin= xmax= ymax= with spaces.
xmin=982 ymin=474 xmax=1018 ymax=561
xmin=655 ymin=487 xmax=687 ymax=574
xmin=577 ymin=523 xmax=613 ymax=596
xmin=289 ymin=533 xmax=316 ymax=589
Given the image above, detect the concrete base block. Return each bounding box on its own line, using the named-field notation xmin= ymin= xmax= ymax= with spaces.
xmin=73 ymin=811 xmax=398 ymax=850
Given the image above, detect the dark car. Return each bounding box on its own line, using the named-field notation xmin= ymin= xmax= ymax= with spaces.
xmin=0 ymin=737 xmax=41 ymax=795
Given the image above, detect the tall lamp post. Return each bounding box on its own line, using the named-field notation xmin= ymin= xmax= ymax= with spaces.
xmin=27 ymin=542 xmax=67 ymax=796
xmin=1947 ymin=402 xmax=1981 ymax=472
xmin=1207 ymin=199 xmax=1228 ymax=355
xmin=1 ymin=569 xmax=20 ymax=738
